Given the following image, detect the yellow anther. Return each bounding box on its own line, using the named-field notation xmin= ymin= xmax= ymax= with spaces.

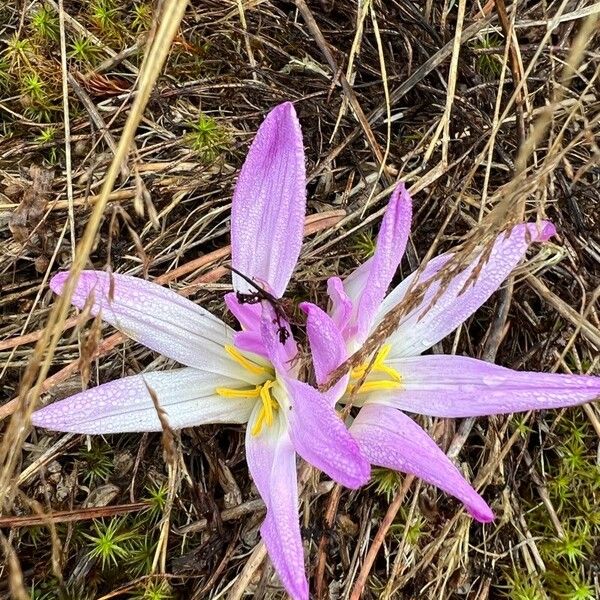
xmin=216 ymin=385 xmax=262 ymax=398
xmin=351 ymin=344 xmax=402 ymax=381
xmin=375 ymin=363 xmax=402 ymax=382
xmin=251 ymin=380 xmax=278 ymax=436
xmin=224 ymin=344 xmax=271 ymax=376
xmin=260 ymin=380 xmax=275 ymax=426
xmin=374 ymin=344 xmax=392 ymax=363
xmin=351 ymin=380 xmax=403 ymax=395
xmin=349 ymin=344 xmax=402 ymax=394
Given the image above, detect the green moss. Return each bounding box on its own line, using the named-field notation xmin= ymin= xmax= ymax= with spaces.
xmin=502 ymin=410 xmax=600 ymax=598
xmin=78 ymin=440 xmax=114 ymax=484
xmin=68 ymin=37 xmax=102 ymax=64
xmin=370 ymin=467 xmax=402 ymax=503
xmin=83 ymin=517 xmax=139 ymax=570
xmin=185 ymin=113 xmax=230 ymax=162
xmin=472 ymin=34 xmax=504 ymax=79
xmin=30 ymin=4 xmax=60 ymax=43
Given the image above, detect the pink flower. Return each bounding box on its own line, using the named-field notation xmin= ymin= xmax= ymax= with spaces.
xmin=303 ymin=185 xmax=600 ymax=523
xmin=32 ymin=103 xmax=369 ymax=600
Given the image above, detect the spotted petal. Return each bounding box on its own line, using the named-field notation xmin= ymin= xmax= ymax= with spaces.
xmin=369 ymin=354 xmax=600 ymax=417
xmin=379 ymin=222 xmax=556 ymax=358
xmin=231 ymin=102 xmax=306 ymax=298
xmin=50 ymin=271 xmax=254 ymax=381
xmin=32 ymin=368 xmax=254 ymax=433
xmin=245 ymin=407 xmax=308 ymax=600
xmin=351 ymin=403 xmax=494 ymax=522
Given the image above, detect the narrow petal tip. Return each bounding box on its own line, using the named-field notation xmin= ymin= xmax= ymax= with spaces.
xmin=538 ymin=220 xmax=557 ymax=241
xmin=273 ymin=100 xmax=297 ymax=118
xmin=344 ymin=455 xmax=372 ymax=490
xmin=298 ymin=301 xmax=316 ymax=316
xmin=49 ymin=271 xmax=68 ymax=294
xmin=468 ymin=500 xmax=495 ymax=524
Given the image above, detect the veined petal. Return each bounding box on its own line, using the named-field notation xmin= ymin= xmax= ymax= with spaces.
xmin=380 ymin=222 xmax=556 ymax=358
xmin=245 ymin=406 xmax=308 ymax=600
xmin=300 ymin=302 xmax=348 ymax=386
xmin=224 ymin=293 xmax=271 ymax=359
xmin=342 ymin=184 xmax=412 ymax=344
xmin=32 ymin=368 xmax=254 ymax=433
xmin=277 ymin=376 xmax=370 ymax=489
xmin=351 ymin=403 xmax=494 ymax=522
xmin=51 ymin=271 xmax=255 ymax=381
xmin=374 ymin=354 xmax=600 ymax=417
xmin=231 ymin=102 xmax=306 ymax=298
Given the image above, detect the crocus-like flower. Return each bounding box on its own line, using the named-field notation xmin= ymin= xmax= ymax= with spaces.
xmin=32 ymin=103 xmax=370 ymax=600
xmin=302 ymin=184 xmax=600 ymax=522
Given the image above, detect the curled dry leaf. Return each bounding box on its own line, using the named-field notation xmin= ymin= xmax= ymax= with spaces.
xmin=8 ymin=165 xmax=53 ymax=245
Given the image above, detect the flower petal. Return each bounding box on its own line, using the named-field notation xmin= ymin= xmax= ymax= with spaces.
xmin=224 ymin=292 xmax=262 ymax=330
xmin=259 ymin=302 xmax=297 ymax=371
xmin=32 ymin=368 xmax=254 ymax=433
xmin=375 ymin=354 xmax=600 ymax=417
xmin=380 ymin=222 xmax=556 ymax=358
xmin=300 ymin=302 xmax=348 ymax=386
xmin=50 ymin=271 xmax=254 ymax=381
xmin=245 ymin=407 xmax=308 ymax=600
xmin=327 ymin=276 xmax=353 ymax=334
xmin=277 ymin=376 xmax=370 ymax=489
xmin=232 ymin=331 xmax=269 ymax=359
xmin=342 ymin=184 xmax=412 ymax=344
xmin=351 ymin=403 xmax=493 ymax=522
xmin=231 ymin=102 xmax=306 ymax=298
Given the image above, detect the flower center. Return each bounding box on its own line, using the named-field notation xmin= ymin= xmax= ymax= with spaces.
xmin=349 ymin=344 xmax=403 ymax=394
xmin=215 ymin=344 xmax=278 ymax=436
xmin=251 ymin=380 xmax=279 ymax=436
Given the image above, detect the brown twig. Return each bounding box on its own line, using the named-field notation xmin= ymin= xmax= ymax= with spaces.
xmin=0 ymin=502 xmax=148 ymax=528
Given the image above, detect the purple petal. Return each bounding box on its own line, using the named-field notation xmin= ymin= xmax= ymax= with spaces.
xmin=245 ymin=409 xmax=308 ymax=600
xmin=32 ymin=368 xmax=253 ymax=433
xmin=380 ymin=222 xmax=556 ymax=358
xmin=232 ymin=331 xmax=269 ymax=360
xmin=50 ymin=271 xmax=251 ymax=380
xmin=224 ymin=292 xmax=262 ymax=331
xmin=351 ymin=403 xmax=494 ymax=522
xmin=342 ymin=184 xmax=412 ymax=344
xmin=231 ymin=102 xmax=306 ymax=298
xmin=300 ymin=302 xmax=348 ymax=386
xmin=327 ymin=276 xmax=353 ymax=334
xmin=376 ymin=354 xmax=600 ymax=417
xmin=225 ymin=292 xmax=270 ymax=359
xmin=278 ymin=376 xmax=370 ymax=489
xmin=259 ymin=302 xmax=297 ymax=371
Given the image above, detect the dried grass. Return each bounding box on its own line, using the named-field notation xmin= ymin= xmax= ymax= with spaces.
xmin=1 ymin=1 xmax=599 ymax=598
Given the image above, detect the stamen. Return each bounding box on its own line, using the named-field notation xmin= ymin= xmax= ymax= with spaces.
xmin=351 ymin=380 xmax=403 ymax=394
xmin=348 ymin=344 xmax=403 ymax=394
xmin=216 ymin=385 xmax=261 ymax=398
xmin=260 ymin=380 xmax=275 ymax=426
xmin=224 ymin=344 xmax=271 ymax=376
xmin=376 ymin=363 xmax=402 ymax=382
xmin=251 ymin=380 xmax=278 ymax=436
